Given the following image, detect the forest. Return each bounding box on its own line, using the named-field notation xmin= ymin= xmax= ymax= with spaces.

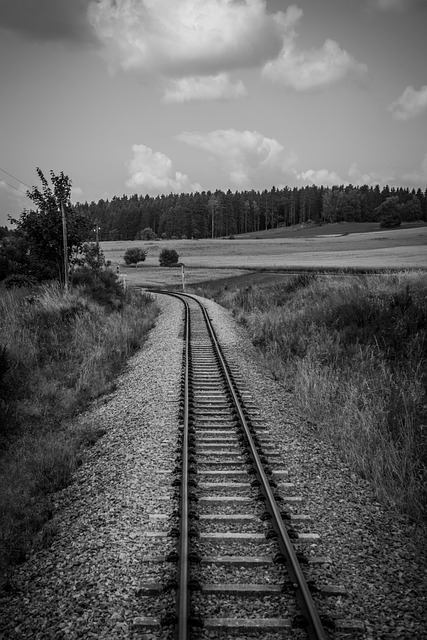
xmin=75 ymin=184 xmax=427 ymax=241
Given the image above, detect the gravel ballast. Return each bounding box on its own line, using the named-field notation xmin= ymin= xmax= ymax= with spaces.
xmin=1 ymin=293 xmax=426 ymax=639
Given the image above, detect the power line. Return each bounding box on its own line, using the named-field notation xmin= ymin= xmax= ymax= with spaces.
xmin=0 ymin=178 xmax=29 ymax=196
xmin=0 ymin=166 xmax=31 ymax=190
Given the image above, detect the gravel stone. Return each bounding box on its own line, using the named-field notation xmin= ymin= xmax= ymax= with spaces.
xmin=199 ymin=294 xmax=427 ymax=640
xmin=1 ymin=292 xmax=426 ymax=640
xmin=0 ymin=296 xmax=182 ymax=640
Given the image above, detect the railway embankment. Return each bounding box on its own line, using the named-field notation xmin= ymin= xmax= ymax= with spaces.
xmin=0 ymin=294 xmax=426 ymax=639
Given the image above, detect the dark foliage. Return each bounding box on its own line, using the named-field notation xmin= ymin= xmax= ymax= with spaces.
xmin=73 ymin=183 xmax=427 ymax=241
xmin=123 ymin=247 xmax=148 ymax=265
xmin=3 ymin=274 xmax=37 ymax=289
xmin=71 ymin=267 xmax=125 ymax=310
xmin=159 ymin=248 xmax=179 ymax=267
xmin=8 ymin=168 xmax=92 ymax=283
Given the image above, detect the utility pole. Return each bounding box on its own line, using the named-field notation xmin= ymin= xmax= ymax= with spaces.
xmin=94 ymin=223 xmax=100 ymax=248
xmin=211 ymin=202 xmax=215 ymax=239
xmin=60 ymin=201 xmax=69 ymax=292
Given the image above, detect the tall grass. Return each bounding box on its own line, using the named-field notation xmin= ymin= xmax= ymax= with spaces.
xmin=193 ymin=271 xmax=427 ymax=523
xmin=0 ymin=283 xmax=158 ymax=579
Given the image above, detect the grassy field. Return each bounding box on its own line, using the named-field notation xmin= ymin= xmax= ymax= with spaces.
xmin=0 ymin=283 xmax=158 ymax=581
xmin=101 ymin=222 xmax=427 ymax=288
xmin=192 ymin=271 xmax=427 ymax=524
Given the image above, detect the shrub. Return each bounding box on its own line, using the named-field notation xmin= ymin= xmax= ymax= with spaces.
xmin=0 ymin=283 xmax=159 ymax=578
xmin=78 ymin=242 xmax=107 ymax=272
xmin=71 ymin=267 xmax=125 ymax=310
xmin=3 ymin=274 xmax=37 ymax=289
xmin=380 ymin=212 xmax=401 ymax=227
xmin=140 ymin=227 xmax=156 ymax=241
xmin=159 ymin=248 xmax=179 ymax=267
xmin=0 ymin=345 xmax=9 ymax=429
xmin=199 ymin=272 xmax=427 ymax=522
xmin=123 ymin=247 xmax=148 ymax=265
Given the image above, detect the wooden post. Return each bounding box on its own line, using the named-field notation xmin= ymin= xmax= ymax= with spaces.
xmin=60 ymin=201 xmax=69 ymax=292
xmin=181 ymin=264 xmax=186 ymax=292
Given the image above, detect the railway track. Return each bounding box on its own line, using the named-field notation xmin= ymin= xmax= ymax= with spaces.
xmin=137 ymin=291 xmax=355 ymax=639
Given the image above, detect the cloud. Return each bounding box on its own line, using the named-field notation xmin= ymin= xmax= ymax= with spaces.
xmin=163 ymin=73 xmax=247 ymax=104
xmin=348 ymin=163 xmax=397 ymax=187
xmin=388 ymin=85 xmax=427 ymax=121
xmin=177 ymin=128 xmax=297 ymax=188
xmin=126 ymin=144 xmax=200 ymax=194
xmin=0 ymin=0 xmax=95 ymax=43
xmin=88 ymin=0 xmax=285 ymax=79
xmin=88 ymin=1 xmax=366 ymax=97
xmin=349 ymin=157 xmax=427 ymax=188
xmin=71 ymin=186 xmax=84 ymax=202
xmin=296 ymin=168 xmax=346 ymax=186
xmin=297 ymin=156 xmax=427 ymax=190
xmin=262 ymin=8 xmax=368 ymax=91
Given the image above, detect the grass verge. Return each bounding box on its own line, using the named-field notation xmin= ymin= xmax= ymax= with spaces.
xmin=191 ymin=271 xmax=427 ymax=524
xmin=0 ymin=282 xmax=158 ymax=581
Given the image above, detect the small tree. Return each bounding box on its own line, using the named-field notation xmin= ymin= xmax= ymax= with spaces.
xmin=123 ymin=247 xmax=148 ymax=265
xmin=141 ymin=227 xmax=157 ymax=240
xmin=8 ymin=168 xmax=91 ymax=283
xmin=159 ymin=248 xmax=179 ymax=267
xmin=375 ymin=197 xmax=402 ymax=228
xmin=78 ymin=242 xmax=107 ymax=273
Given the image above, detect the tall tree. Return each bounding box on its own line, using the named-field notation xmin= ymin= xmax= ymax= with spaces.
xmin=9 ymin=168 xmax=91 ymax=282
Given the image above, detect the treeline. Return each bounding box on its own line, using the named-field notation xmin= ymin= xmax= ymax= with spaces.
xmin=75 ymin=184 xmax=427 ymax=241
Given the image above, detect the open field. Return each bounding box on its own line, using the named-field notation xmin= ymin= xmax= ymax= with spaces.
xmin=100 ymin=223 xmax=427 ymax=288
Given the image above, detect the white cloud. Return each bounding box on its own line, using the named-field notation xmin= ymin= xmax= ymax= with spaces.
xmin=126 ymin=144 xmax=200 ymax=194
xmin=71 ymin=186 xmax=84 ymax=201
xmin=163 ymin=73 xmax=247 ymax=104
xmin=262 ymin=7 xmax=367 ymax=91
xmin=88 ymin=0 xmax=285 ymax=79
xmin=297 ymin=156 xmax=427 ymax=190
xmin=177 ymin=128 xmax=297 ymax=188
xmin=388 ymin=85 xmax=427 ymax=121
xmin=349 ymin=157 xmax=427 ymax=188
xmin=296 ymin=168 xmax=346 ymax=186
xmin=89 ymin=1 xmax=367 ymax=98
xmin=348 ymin=163 xmax=396 ymax=187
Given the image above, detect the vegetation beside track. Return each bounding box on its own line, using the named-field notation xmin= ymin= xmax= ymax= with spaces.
xmin=0 ymin=282 xmax=158 ymax=580
xmin=190 ymin=271 xmax=427 ymax=524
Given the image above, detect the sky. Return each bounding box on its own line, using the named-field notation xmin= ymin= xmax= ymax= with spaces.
xmin=0 ymin=0 xmax=426 ymax=227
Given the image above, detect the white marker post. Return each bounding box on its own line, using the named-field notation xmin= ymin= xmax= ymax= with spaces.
xmin=181 ymin=264 xmax=186 ymax=292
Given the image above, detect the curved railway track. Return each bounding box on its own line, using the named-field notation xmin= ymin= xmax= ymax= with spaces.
xmin=138 ymin=291 xmax=350 ymax=639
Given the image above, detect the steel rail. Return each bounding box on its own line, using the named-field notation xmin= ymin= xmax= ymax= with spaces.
xmin=156 ymin=290 xmax=327 ymax=640
xmin=186 ymin=292 xmax=327 ymax=640
xmin=177 ymin=295 xmax=190 ymax=640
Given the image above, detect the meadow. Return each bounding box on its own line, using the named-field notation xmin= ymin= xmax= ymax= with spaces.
xmin=101 ymin=222 xmax=427 ymax=289
xmin=0 ymin=282 xmax=158 ymax=580
xmin=0 ymin=222 xmax=425 ymax=582
xmin=190 ymin=270 xmax=427 ymax=524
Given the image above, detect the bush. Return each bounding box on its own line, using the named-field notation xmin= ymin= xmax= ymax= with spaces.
xmin=3 ymin=274 xmax=37 ymax=289
xmin=123 ymin=247 xmax=148 ymax=265
xmin=380 ymin=212 xmax=401 ymax=228
xmin=71 ymin=267 xmax=125 ymax=310
xmin=198 ymin=272 xmax=427 ymax=522
xmin=0 ymin=283 xmax=159 ymax=578
xmin=159 ymin=248 xmax=179 ymax=267
xmin=140 ymin=227 xmax=156 ymax=241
